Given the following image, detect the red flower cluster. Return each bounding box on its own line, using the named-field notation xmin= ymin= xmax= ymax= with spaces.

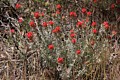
xmin=56 ymin=4 xmax=62 ymax=10
xmin=48 ymin=44 xmax=54 ymax=50
xmin=76 ymin=21 xmax=83 ymax=27
xmin=69 ymin=30 xmax=76 ymax=44
xmin=92 ymin=29 xmax=97 ymax=34
xmin=57 ymin=57 xmax=63 ymax=63
xmin=70 ymin=33 xmax=76 ymax=38
xmin=70 ymin=11 xmax=77 ymax=17
xmin=52 ymin=26 xmax=61 ymax=33
xmin=87 ymin=12 xmax=92 ymax=16
xmin=34 ymin=12 xmax=40 ymax=19
xmin=42 ymin=22 xmax=47 ymax=27
xmin=10 ymin=29 xmax=15 ymax=33
xmin=76 ymin=50 xmax=81 ymax=55
xmin=26 ymin=32 xmax=33 ymax=40
xmin=49 ymin=21 xmax=54 ymax=26
xmin=91 ymin=21 xmax=97 ymax=27
xmin=71 ymin=38 xmax=76 ymax=44
xmin=111 ymin=4 xmax=115 ymax=9
xmin=81 ymin=8 xmax=86 ymax=13
xmin=103 ymin=21 xmax=109 ymax=29
xmin=29 ymin=20 xmax=36 ymax=28
xmin=15 ymin=3 xmax=21 ymax=9
xmin=70 ymin=29 xmax=76 ymax=38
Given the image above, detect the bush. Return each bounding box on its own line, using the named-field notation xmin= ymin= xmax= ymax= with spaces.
xmin=0 ymin=0 xmax=120 ymax=80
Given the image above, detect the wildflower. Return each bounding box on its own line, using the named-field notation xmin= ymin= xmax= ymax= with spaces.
xmin=42 ymin=22 xmax=47 ymax=27
xmin=15 ymin=3 xmax=21 ymax=9
xmin=81 ymin=8 xmax=86 ymax=13
xmin=71 ymin=38 xmax=76 ymax=44
xmin=26 ymin=32 xmax=33 ymax=40
xmin=57 ymin=57 xmax=63 ymax=63
xmin=70 ymin=11 xmax=77 ymax=17
xmin=55 ymin=26 xmax=60 ymax=31
xmin=48 ymin=44 xmax=54 ymax=50
xmin=91 ymin=21 xmax=97 ymax=27
xmin=70 ymin=33 xmax=76 ymax=38
xmin=34 ymin=12 xmax=40 ymax=19
xmin=76 ymin=21 xmax=83 ymax=27
xmin=111 ymin=4 xmax=115 ymax=9
xmin=104 ymin=24 xmax=109 ymax=29
xmin=49 ymin=20 xmax=54 ymax=25
xmin=103 ymin=21 xmax=109 ymax=29
xmin=87 ymin=12 xmax=92 ymax=16
xmin=92 ymin=29 xmax=97 ymax=34
xmin=76 ymin=50 xmax=81 ymax=54
xmin=52 ymin=26 xmax=61 ymax=33
xmin=56 ymin=4 xmax=61 ymax=10
xmin=10 ymin=29 xmax=15 ymax=33
xmin=29 ymin=20 xmax=36 ymax=28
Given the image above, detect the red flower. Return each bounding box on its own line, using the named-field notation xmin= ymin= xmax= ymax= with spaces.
xmin=56 ymin=4 xmax=61 ymax=9
xmin=76 ymin=21 xmax=83 ymax=27
xmin=81 ymin=8 xmax=86 ymax=13
xmin=49 ymin=21 xmax=54 ymax=25
xmin=52 ymin=26 xmax=61 ymax=33
xmin=34 ymin=12 xmax=40 ymax=19
xmin=87 ymin=12 xmax=92 ymax=16
xmin=29 ymin=21 xmax=36 ymax=28
xmin=76 ymin=50 xmax=81 ymax=55
xmin=57 ymin=57 xmax=63 ymax=63
xmin=104 ymin=24 xmax=109 ymax=29
xmin=18 ymin=17 xmax=23 ymax=23
xmin=42 ymin=22 xmax=47 ymax=27
xmin=26 ymin=32 xmax=33 ymax=39
xmin=48 ymin=44 xmax=54 ymax=50
xmin=111 ymin=4 xmax=115 ymax=9
xmin=55 ymin=26 xmax=60 ymax=31
xmin=15 ymin=3 xmax=21 ymax=9
xmin=70 ymin=33 xmax=76 ymax=38
xmin=71 ymin=38 xmax=76 ymax=44
xmin=10 ymin=29 xmax=15 ymax=33
xmin=92 ymin=29 xmax=97 ymax=34
xmin=70 ymin=11 xmax=77 ymax=17
xmin=103 ymin=21 xmax=109 ymax=29
xmin=91 ymin=21 xmax=97 ymax=27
